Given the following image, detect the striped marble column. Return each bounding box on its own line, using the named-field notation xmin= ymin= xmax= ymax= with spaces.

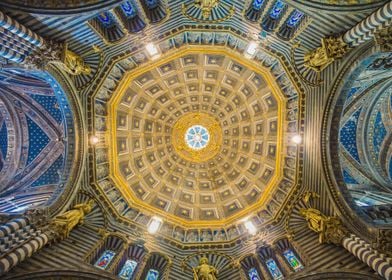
xmin=0 ymin=217 xmax=29 ymax=238
xmin=0 ymin=11 xmax=44 ymax=48
xmin=342 ymin=234 xmax=392 ymax=280
xmin=0 ymin=231 xmax=49 ymax=275
xmin=343 ymin=1 xmax=392 ymax=47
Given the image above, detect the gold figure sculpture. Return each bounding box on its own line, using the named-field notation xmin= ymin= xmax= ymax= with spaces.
xmin=194 ymin=0 xmax=220 ymax=19
xmin=299 ymin=207 xmax=347 ymax=245
xmin=50 ymin=200 xmax=94 ymax=239
xmin=60 ymin=45 xmax=91 ymax=75
xmin=193 ymin=257 xmax=218 ymax=280
xmin=304 ymin=36 xmax=348 ymax=72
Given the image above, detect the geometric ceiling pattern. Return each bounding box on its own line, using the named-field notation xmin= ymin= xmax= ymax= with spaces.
xmin=338 ymin=52 xmax=392 ymax=223
xmin=113 ymin=53 xmax=281 ymax=223
xmin=92 ymin=40 xmax=302 ymax=242
xmin=0 ymin=69 xmax=74 ymax=213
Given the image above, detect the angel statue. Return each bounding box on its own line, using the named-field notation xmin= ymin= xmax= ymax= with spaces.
xmin=193 ymin=257 xmax=218 ymax=280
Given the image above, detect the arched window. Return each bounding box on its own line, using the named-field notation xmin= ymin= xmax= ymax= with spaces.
xmin=118 ymin=259 xmax=138 ymax=279
xmin=248 ymin=267 xmax=262 ymax=280
xmin=95 ymin=250 xmax=116 ymax=270
xmin=282 ymin=249 xmax=304 ymax=272
xmin=258 ymin=246 xmax=285 ymax=280
xmin=266 ymin=259 xmax=284 ymax=280
xmin=146 ymin=269 xmax=159 ymax=280
xmin=275 ymin=238 xmax=304 ymax=272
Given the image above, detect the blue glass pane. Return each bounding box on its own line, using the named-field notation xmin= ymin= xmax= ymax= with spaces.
xmin=94 ymin=250 xmax=116 ymax=270
xmin=253 ymin=0 xmax=264 ymax=10
xmin=119 ymin=260 xmax=138 ymax=280
xmin=389 ymin=156 xmax=392 ymax=180
xmin=269 ymin=1 xmax=285 ymax=19
xmin=145 ymin=269 xmax=159 ymax=280
xmin=266 ymin=259 xmax=283 ymax=280
xmin=286 ymin=10 xmax=304 ymax=27
xmin=98 ymin=12 xmax=115 ymax=27
xmin=339 ymin=108 xmax=361 ymax=162
xmin=26 ymin=116 xmax=50 ymax=165
xmin=121 ymin=1 xmax=137 ymax=17
xmin=373 ymin=111 xmax=387 ymax=158
xmin=283 ymin=250 xmax=304 ymax=271
xmin=248 ymin=267 xmax=261 ymax=280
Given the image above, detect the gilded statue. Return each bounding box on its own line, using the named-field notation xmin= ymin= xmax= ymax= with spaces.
xmin=304 ymin=37 xmax=348 ymax=72
xmin=299 ymin=207 xmax=327 ymax=233
xmin=194 ymin=0 xmax=219 ymax=19
xmin=50 ymin=200 xmax=94 ymax=239
xmin=299 ymin=207 xmax=347 ymax=245
xmin=193 ymin=257 xmax=218 ymax=280
xmin=60 ymin=47 xmax=91 ymax=75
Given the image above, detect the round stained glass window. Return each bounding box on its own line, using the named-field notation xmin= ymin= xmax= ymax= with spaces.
xmin=185 ymin=125 xmax=210 ymax=150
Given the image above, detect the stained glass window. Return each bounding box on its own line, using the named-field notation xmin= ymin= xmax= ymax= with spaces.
xmin=286 ymin=10 xmax=304 ymax=28
xmin=283 ymin=250 xmax=304 ymax=271
xmin=121 ymin=1 xmax=137 ymax=18
xmin=119 ymin=260 xmax=138 ymax=280
xmin=252 ymin=0 xmax=264 ymax=10
xmin=94 ymin=250 xmax=116 ymax=270
xmin=146 ymin=269 xmax=159 ymax=280
xmin=248 ymin=267 xmax=262 ymax=280
xmin=185 ymin=125 xmax=210 ymax=150
xmin=266 ymin=259 xmax=284 ymax=280
xmin=269 ymin=1 xmax=285 ymax=19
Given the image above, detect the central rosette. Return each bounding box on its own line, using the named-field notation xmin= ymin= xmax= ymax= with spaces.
xmin=185 ymin=125 xmax=210 ymax=150
xmin=172 ymin=113 xmax=222 ymax=162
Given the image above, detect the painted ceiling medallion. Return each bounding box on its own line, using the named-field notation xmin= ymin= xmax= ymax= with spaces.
xmin=185 ymin=125 xmax=210 ymax=150
xmin=172 ymin=113 xmax=222 ymax=163
xmin=182 ymin=0 xmax=235 ymax=23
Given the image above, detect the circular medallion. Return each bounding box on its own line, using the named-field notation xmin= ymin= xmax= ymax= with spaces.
xmin=185 ymin=125 xmax=210 ymax=150
xmin=172 ymin=113 xmax=222 ymax=162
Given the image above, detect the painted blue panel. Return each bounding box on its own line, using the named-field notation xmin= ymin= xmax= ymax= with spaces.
xmin=121 ymin=1 xmax=137 ymax=17
xmin=26 ymin=116 xmax=50 ymax=165
xmin=340 ymin=108 xmax=361 ymax=162
xmin=95 ymin=250 xmax=116 ymax=270
xmin=253 ymin=0 xmax=264 ymax=10
xmin=269 ymin=1 xmax=285 ymax=19
xmin=286 ymin=10 xmax=304 ymax=27
xmin=31 ymin=154 xmax=64 ymax=187
xmin=145 ymin=0 xmax=159 ymax=9
xmin=373 ymin=111 xmax=387 ymax=158
xmin=266 ymin=259 xmax=283 ymax=280
xmin=119 ymin=259 xmax=138 ymax=280
xmin=283 ymin=250 xmax=304 ymax=271
xmin=30 ymin=94 xmax=63 ymax=124
xmin=145 ymin=269 xmax=159 ymax=280
xmin=98 ymin=12 xmax=115 ymax=27
xmin=0 ymin=122 xmax=7 ymax=158
xmin=248 ymin=267 xmax=261 ymax=280
xmin=343 ymin=169 xmax=358 ymax=184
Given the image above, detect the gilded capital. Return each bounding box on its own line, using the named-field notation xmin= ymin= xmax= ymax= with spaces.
xmin=304 ymin=36 xmax=349 ymax=72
